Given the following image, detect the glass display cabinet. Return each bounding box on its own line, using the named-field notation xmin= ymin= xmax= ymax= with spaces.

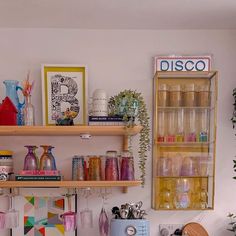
xmin=152 ymin=71 xmax=218 ymax=210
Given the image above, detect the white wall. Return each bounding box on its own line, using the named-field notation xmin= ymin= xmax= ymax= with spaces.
xmin=0 ymin=29 xmax=236 ymax=236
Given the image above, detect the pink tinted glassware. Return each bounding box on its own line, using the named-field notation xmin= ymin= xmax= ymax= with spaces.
xmin=61 ymin=194 xmax=76 ymax=232
xmin=120 ymin=151 xmax=135 ymax=180
xmin=158 ymin=158 xmax=172 ymax=176
xmin=0 ymin=212 xmax=5 ymax=229
xmin=105 ymin=151 xmax=119 ymax=181
xmin=23 ymin=145 xmax=38 ymax=170
xmin=99 ymin=207 xmax=109 ymax=236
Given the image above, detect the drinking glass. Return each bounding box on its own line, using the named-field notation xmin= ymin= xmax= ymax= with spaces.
xmin=120 ymin=151 xmax=135 ymax=180
xmin=171 ymin=154 xmax=182 ymax=176
xmin=0 ymin=212 xmax=5 ymax=229
xmin=40 ymin=145 xmax=56 ymax=171
xmin=61 ymin=194 xmax=76 ymax=232
xmin=105 ymin=151 xmax=119 ymax=181
xmin=88 ymin=156 xmax=102 ymax=180
xmin=80 ymin=188 xmax=93 ymax=228
xmin=181 ymin=156 xmax=197 ymax=176
xmin=176 ymin=178 xmax=190 ymax=192
xmin=167 ymin=111 xmax=176 ymax=142
xmin=174 ymin=192 xmax=190 ymax=209
xmin=157 ymin=110 xmax=166 ymax=142
xmin=5 ymin=194 xmax=19 ymax=228
xmin=23 ymin=145 xmax=38 ymax=170
xmin=158 ymin=157 xmax=172 ymax=176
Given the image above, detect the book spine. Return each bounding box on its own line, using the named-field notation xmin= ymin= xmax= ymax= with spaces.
xmin=19 ymin=170 xmax=60 ymax=175
xmin=15 ymin=176 xmax=62 ymax=181
xmin=89 ymin=122 xmax=125 ymax=126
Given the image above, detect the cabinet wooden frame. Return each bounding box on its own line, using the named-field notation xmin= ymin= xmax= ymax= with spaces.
xmin=152 ymin=71 xmax=218 ymax=210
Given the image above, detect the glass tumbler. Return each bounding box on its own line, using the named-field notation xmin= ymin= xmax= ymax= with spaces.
xmin=88 ymin=156 xmax=102 ymax=180
xmin=105 ymin=151 xmax=119 ymax=181
xmin=120 ymin=151 xmax=135 ymax=180
xmin=72 ymin=156 xmax=85 ymax=180
xmin=158 ymin=157 xmax=172 ymax=176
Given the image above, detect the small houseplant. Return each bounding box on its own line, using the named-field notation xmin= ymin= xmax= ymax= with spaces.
xmin=227 ymin=213 xmax=236 ymax=235
xmin=231 ymin=88 xmax=236 ymax=129
xmin=108 ymin=90 xmax=150 ymax=185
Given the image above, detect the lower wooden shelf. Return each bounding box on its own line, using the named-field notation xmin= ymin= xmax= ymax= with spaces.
xmin=0 ymin=180 xmax=141 ymax=192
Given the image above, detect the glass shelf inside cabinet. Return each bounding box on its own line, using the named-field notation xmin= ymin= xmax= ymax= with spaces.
xmin=157 ymin=106 xmax=215 ymax=111
xmin=156 ymin=141 xmax=215 ymax=147
xmin=153 ymin=176 xmax=214 ymax=210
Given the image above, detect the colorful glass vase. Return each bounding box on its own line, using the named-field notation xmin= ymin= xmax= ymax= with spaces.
xmin=3 ymin=80 xmax=25 ymax=125
xmin=39 ymin=145 xmax=57 ymax=171
xmin=23 ymin=145 xmax=38 ymax=170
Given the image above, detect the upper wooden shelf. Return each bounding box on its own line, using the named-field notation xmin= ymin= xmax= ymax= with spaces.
xmin=0 ymin=125 xmax=142 ymax=136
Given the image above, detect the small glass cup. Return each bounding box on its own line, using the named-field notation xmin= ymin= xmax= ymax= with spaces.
xmin=5 ymin=195 xmax=19 ymax=229
xmin=72 ymin=156 xmax=85 ymax=181
xmin=181 ymin=157 xmax=197 ymax=176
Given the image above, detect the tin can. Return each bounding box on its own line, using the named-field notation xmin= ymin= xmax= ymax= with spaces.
xmin=72 ymin=156 xmax=85 ymax=181
xmin=0 ymin=150 xmax=13 ymax=181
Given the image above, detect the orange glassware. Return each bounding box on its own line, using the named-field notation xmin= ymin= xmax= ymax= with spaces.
xmin=88 ymin=156 xmax=102 ymax=180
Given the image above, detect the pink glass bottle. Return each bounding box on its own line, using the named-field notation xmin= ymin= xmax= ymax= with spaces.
xmin=23 ymin=145 xmax=38 ymax=170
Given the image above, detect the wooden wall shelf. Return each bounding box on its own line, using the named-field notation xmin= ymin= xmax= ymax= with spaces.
xmin=0 ymin=125 xmax=142 ymax=136
xmin=0 ymin=180 xmax=142 ymax=191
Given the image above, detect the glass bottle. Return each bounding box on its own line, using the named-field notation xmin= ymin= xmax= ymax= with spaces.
xmin=120 ymin=151 xmax=135 ymax=180
xmin=23 ymin=95 xmax=35 ymax=126
xmin=23 ymin=145 xmax=38 ymax=170
xmin=40 ymin=145 xmax=55 ymax=170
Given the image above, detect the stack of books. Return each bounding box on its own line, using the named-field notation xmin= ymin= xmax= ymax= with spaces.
xmin=15 ymin=170 xmax=62 ymax=181
xmin=88 ymin=116 xmax=125 ymax=126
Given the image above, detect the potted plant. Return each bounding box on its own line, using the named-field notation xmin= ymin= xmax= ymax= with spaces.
xmin=227 ymin=213 xmax=236 ymax=235
xmin=231 ymin=88 xmax=236 ymax=129
xmin=108 ymin=90 xmax=150 ymax=185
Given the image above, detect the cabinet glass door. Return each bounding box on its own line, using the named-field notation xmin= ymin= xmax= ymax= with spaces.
xmin=152 ymin=71 xmax=217 ymax=210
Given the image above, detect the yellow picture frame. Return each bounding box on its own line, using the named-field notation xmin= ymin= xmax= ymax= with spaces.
xmin=41 ymin=64 xmax=87 ymax=126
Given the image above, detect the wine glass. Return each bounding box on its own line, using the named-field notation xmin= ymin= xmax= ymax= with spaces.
xmin=80 ymin=188 xmax=93 ymax=228
xmin=60 ymin=192 xmax=77 ymax=232
xmin=5 ymin=193 xmax=19 ymax=228
xmin=98 ymin=188 xmax=110 ymax=236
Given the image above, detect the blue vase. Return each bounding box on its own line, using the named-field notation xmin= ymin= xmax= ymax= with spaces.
xmin=3 ymin=80 xmax=25 ymax=125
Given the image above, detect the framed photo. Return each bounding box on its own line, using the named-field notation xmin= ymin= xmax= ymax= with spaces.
xmin=41 ymin=64 xmax=87 ymax=126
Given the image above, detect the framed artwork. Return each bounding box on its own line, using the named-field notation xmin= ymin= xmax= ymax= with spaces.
xmin=13 ymin=195 xmax=77 ymax=236
xmin=41 ymin=64 xmax=87 ymax=126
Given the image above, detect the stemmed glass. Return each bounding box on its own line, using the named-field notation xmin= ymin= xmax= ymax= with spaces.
xmin=80 ymin=188 xmax=93 ymax=228
xmin=5 ymin=192 xmax=19 ymax=229
xmin=61 ymin=192 xmax=77 ymax=232
xmin=98 ymin=188 xmax=110 ymax=236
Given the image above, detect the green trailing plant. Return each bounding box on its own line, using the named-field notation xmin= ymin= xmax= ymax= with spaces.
xmin=232 ymin=88 xmax=236 ymax=129
xmin=108 ymin=89 xmax=150 ymax=186
xmin=227 ymin=213 xmax=236 ymax=234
